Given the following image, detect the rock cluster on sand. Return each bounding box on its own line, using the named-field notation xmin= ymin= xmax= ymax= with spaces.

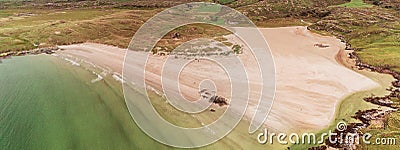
xmin=209 ymin=95 xmax=229 ymax=107
xmin=199 ymin=89 xmax=229 ymax=107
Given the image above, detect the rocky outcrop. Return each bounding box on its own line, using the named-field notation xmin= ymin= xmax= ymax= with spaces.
xmin=199 ymin=89 xmax=229 ymax=107
xmin=363 ymin=94 xmax=399 ymax=109
xmin=210 ymin=95 xmax=229 ymax=107
xmin=310 ymin=109 xmax=393 ymax=149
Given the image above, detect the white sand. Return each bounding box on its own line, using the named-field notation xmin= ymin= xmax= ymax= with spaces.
xmin=58 ymin=26 xmax=379 ymax=133
xmin=260 ymin=27 xmax=378 ymax=132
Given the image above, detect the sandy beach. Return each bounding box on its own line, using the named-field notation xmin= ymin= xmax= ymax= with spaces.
xmin=58 ymin=26 xmax=379 ymax=133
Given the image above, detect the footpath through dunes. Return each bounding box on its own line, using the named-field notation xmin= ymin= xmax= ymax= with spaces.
xmin=57 ymin=26 xmax=379 ymax=133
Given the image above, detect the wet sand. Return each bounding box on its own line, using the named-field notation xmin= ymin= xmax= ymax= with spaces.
xmin=58 ymin=26 xmax=379 ymax=133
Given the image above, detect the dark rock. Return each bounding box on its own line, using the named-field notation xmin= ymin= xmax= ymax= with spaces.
xmin=210 ymin=95 xmax=229 ymax=106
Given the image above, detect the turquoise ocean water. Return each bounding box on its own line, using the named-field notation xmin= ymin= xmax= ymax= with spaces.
xmin=0 ymin=55 xmax=167 ymax=149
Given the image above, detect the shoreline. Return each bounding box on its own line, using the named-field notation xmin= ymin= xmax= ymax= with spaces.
xmin=307 ymin=37 xmax=400 ymax=149
xmin=53 ymin=28 xmax=398 ymax=149
xmin=52 ymin=26 xmax=379 ymax=133
xmin=259 ymin=26 xmax=378 ymax=133
xmin=1 ymin=26 xmax=393 ymax=148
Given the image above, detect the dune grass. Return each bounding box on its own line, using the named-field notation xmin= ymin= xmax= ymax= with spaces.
xmin=0 ymin=8 xmax=233 ymax=53
xmin=0 ymin=8 xmax=160 ymax=52
xmin=217 ymin=0 xmax=236 ymax=4
xmin=0 ymin=9 xmax=116 ymax=52
xmin=338 ymin=0 xmax=373 ymax=8
xmin=0 ymin=10 xmax=11 ymax=18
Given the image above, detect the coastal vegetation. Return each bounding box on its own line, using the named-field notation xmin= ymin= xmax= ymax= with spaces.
xmin=1 ymin=0 xmax=400 ymax=149
xmin=0 ymin=8 xmax=158 ymax=52
xmin=305 ymin=2 xmax=400 ymax=149
xmin=338 ymin=0 xmax=373 ymax=8
xmin=0 ymin=0 xmax=349 ymax=53
xmin=290 ymin=64 xmax=395 ymax=149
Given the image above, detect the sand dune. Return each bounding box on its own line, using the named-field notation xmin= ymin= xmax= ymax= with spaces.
xmin=58 ymin=26 xmax=378 ymax=133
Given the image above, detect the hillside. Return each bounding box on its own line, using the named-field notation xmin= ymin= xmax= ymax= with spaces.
xmin=0 ymin=0 xmax=350 ymax=53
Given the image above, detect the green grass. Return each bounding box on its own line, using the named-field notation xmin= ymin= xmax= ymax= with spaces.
xmin=351 ymin=31 xmax=400 ymax=72
xmin=0 ymin=10 xmax=11 ymax=18
xmin=217 ymin=0 xmax=236 ymax=4
xmin=338 ymin=0 xmax=373 ymax=8
xmin=360 ymin=112 xmax=400 ymax=149
xmin=197 ymin=4 xmax=222 ymax=12
xmin=1 ymin=9 xmax=113 ymax=28
xmin=255 ymin=18 xmax=308 ymax=28
xmin=0 ymin=9 xmax=115 ymax=52
xmin=0 ymin=8 xmax=232 ymax=53
xmin=0 ymin=8 xmax=159 ymax=52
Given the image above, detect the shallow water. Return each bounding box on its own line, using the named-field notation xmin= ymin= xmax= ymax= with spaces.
xmin=0 ymin=54 xmax=282 ymax=149
xmin=0 ymin=55 xmax=166 ymax=149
